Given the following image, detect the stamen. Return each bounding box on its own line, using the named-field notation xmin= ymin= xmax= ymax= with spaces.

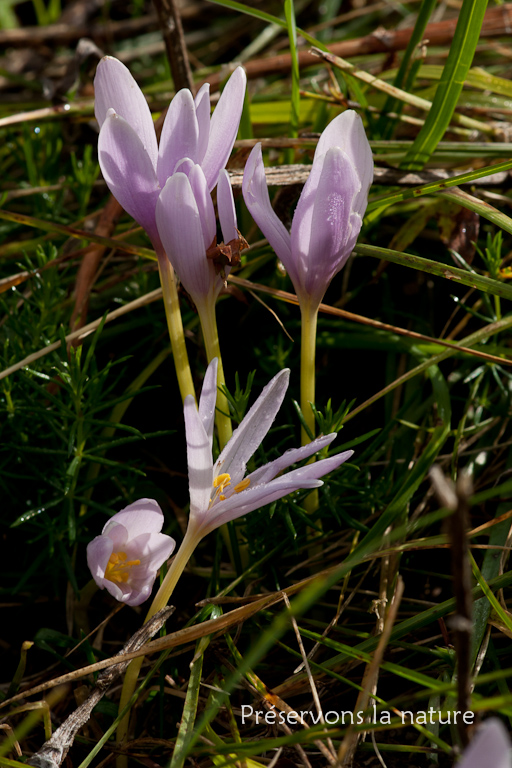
xmin=210 ymin=473 xmax=232 ymax=506
xmin=105 ymin=551 xmax=141 ymax=584
xmin=234 ymin=477 xmax=251 ymax=493
xmin=213 ymin=473 xmax=231 ymax=490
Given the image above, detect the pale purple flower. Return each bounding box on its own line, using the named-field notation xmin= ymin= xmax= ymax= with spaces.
xmin=94 ymin=56 xmax=246 ymax=248
xmin=156 ymin=165 xmax=238 ymax=304
xmin=87 ymin=499 xmax=176 ymax=606
xmin=457 ymin=719 xmax=512 ymax=768
xmin=184 ymin=359 xmax=353 ymax=539
xmin=242 ymin=110 xmax=373 ymax=309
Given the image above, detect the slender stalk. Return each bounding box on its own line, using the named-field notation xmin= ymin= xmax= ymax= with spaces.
xmin=197 ymin=296 xmax=232 ymax=449
xmin=157 ymin=251 xmax=196 ymax=404
xmin=300 ymin=302 xmax=318 ymax=446
xmin=300 ymin=302 xmax=319 ymax=515
xmin=116 ymin=529 xmax=199 ymax=753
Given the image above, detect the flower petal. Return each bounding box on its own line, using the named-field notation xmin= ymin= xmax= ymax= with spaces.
xmin=204 ymin=452 xmax=351 ymax=533
xmin=291 ymin=147 xmax=361 ymax=304
xmin=194 ymin=83 xmax=211 ymax=164
xmin=201 ymin=66 xmax=247 ymax=190
xmin=103 ymin=498 xmax=164 ymax=538
xmin=98 ymin=110 xmax=161 ymax=245
xmin=218 ymin=169 xmax=237 ymax=244
xmin=158 ymin=89 xmax=200 ymax=188
xmin=458 ymin=719 xmax=512 ymax=768
xmin=213 ymin=368 xmax=289 ymax=488
xmin=242 ymin=144 xmax=295 ymax=279
xmin=187 ymin=165 xmax=217 ymax=249
xmin=198 ymin=358 xmax=218 ymax=450
xmin=184 ymin=394 xmax=214 ymax=520
xmin=87 ymin=534 xmax=113 ymax=581
xmin=156 ymin=173 xmax=216 ymax=300
xmin=94 ymin=56 xmax=158 ymax=172
xmin=125 ymin=532 xmax=175 ymax=571
xmin=246 ymin=433 xmax=340 ymax=486
xmin=315 ymin=110 xmax=373 ymax=216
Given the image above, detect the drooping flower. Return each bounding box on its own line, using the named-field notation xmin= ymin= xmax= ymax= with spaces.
xmin=94 ymin=56 xmax=246 ymax=248
xmin=242 ymin=110 xmax=373 ymax=310
xmin=457 ymin=719 xmax=512 ymax=768
xmin=87 ymin=499 xmax=176 ymax=606
xmin=156 ymin=164 xmax=239 ymax=306
xmin=183 ymin=359 xmax=353 ymax=540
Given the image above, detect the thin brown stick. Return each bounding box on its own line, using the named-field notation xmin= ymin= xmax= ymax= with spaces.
xmin=203 ymin=3 xmax=512 ymax=88
xmin=26 ymin=608 xmax=174 ymax=768
xmin=152 ymin=0 xmax=194 ymax=92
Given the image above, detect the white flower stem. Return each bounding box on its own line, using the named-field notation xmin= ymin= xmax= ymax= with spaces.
xmin=157 ymin=251 xmax=196 ymax=404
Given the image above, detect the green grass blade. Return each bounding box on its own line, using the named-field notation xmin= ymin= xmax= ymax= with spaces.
xmin=367 ymin=157 xmax=512 ymax=214
xmin=401 ymin=0 xmax=489 ymax=169
xmin=378 ymin=0 xmax=438 ymax=139
xmin=355 ymin=242 xmax=512 ymax=302
xmin=284 ymin=0 xmax=300 ymax=152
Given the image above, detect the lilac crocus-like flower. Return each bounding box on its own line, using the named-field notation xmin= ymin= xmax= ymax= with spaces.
xmin=242 ymin=110 xmax=373 ymax=309
xmin=156 ymin=165 xmax=238 ymax=306
xmin=94 ymin=56 xmax=246 ymax=248
xmin=183 ymin=358 xmax=353 ymax=540
xmin=457 ymin=719 xmax=512 ymax=768
xmin=87 ymin=499 xmax=176 ymax=606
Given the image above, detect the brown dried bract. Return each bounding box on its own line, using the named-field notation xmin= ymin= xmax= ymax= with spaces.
xmin=206 ymin=229 xmax=249 ymax=284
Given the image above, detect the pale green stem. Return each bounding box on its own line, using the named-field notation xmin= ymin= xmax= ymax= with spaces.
xmin=115 ymin=254 xmax=196 ymax=767
xmin=300 ymin=302 xmax=319 ymax=515
xmin=157 ymin=251 xmax=196 ymax=404
xmin=196 ymin=295 xmax=232 ymax=450
xmin=116 ymin=528 xmax=200 ymax=755
xmin=196 ymin=296 xmax=241 ymax=565
xmin=300 ymin=302 xmax=318 ymax=446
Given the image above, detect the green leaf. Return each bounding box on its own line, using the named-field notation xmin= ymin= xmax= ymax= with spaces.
xmin=355 ymin=242 xmax=512 ymax=302
xmin=401 ymin=0 xmax=489 ymax=169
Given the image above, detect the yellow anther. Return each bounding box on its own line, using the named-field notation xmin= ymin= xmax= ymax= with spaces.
xmin=234 ymin=477 xmax=251 ymax=493
xmin=213 ymin=473 xmax=231 ymax=491
xmin=210 ymin=473 xmax=232 ymax=506
xmin=105 ymin=551 xmax=141 ymax=584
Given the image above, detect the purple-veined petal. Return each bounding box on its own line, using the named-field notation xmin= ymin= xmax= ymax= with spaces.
xmin=103 ymin=498 xmax=164 ymax=539
xmin=218 ymin=170 xmax=237 ymax=244
xmin=198 ymin=358 xmax=218 ymax=450
xmin=203 ymin=452 xmax=350 ymax=534
xmin=188 ymin=165 xmax=217 ymax=249
xmin=156 ymin=173 xmax=215 ymax=300
xmin=94 ymin=56 xmax=158 ymax=172
xmin=194 ymin=83 xmax=211 ymax=164
xmin=315 ymin=110 xmax=373 ymax=217
xmin=201 ymin=66 xmax=247 ymax=190
xmin=213 ymin=368 xmax=289 ymax=488
xmin=242 ymin=144 xmax=295 ymax=279
xmin=291 ymin=147 xmax=361 ymax=306
xmin=98 ymin=110 xmax=161 ymax=245
xmin=246 ymin=434 xmax=340 ymax=486
xmin=184 ymin=394 xmax=214 ymax=519
xmin=458 ymin=719 xmax=512 ymax=768
xmin=158 ymin=89 xmax=200 ymax=187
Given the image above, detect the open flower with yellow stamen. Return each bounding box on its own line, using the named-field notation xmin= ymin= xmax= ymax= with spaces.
xmin=182 ymin=358 xmax=353 ymax=541
xmin=87 ymin=500 xmax=176 ymax=606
